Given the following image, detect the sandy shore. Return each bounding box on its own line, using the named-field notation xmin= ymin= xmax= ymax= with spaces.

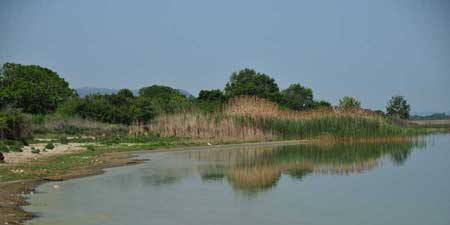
xmin=2 ymin=143 xmax=88 ymax=164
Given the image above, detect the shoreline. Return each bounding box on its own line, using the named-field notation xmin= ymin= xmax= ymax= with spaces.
xmin=0 ymin=139 xmax=316 ymax=225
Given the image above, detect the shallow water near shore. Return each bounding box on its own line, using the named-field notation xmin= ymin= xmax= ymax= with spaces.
xmin=25 ymin=134 xmax=450 ymax=225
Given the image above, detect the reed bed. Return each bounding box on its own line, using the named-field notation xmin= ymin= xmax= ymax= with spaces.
xmin=146 ymin=96 xmax=412 ymax=140
xmin=147 ymin=112 xmax=275 ymax=141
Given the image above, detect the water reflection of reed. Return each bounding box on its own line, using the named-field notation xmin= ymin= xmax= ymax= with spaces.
xmin=186 ymin=140 xmax=423 ymax=193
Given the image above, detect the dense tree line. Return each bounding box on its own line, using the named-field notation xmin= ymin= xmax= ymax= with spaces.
xmin=58 ymin=85 xmax=192 ymax=124
xmin=0 ymin=63 xmax=411 ymax=130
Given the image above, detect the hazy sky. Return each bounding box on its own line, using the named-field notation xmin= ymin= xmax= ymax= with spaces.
xmin=1 ymin=0 xmax=449 ymax=113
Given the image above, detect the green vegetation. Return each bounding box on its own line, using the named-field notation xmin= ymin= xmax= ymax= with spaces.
xmin=31 ymin=147 xmax=40 ymax=154
xmin=60 ymin=90 xmax=156 ymax=124
xmin=45 ymin=143 xmax=55 ymax=150
xmin=0 ymin=108 xmax=31 ymax=140
xmin=386 ymin=95 xmax=411 ymax=119
xmin=196 ymin=89 xmax=226 ymax=112
xmin=0 ymin=63 xmax=76 ymax=114
xmin=339 ymin=96 xmax=361 ymax=109
xmin=224 ymin=68 xmax=280 ymax=102
xmin=139 ymin=85 xmax=193 ymax=114
xmin=280 ymin=84 xmax=314 ymax=110
xmin=0 ymin=140 xmax=25 ymax=153
xmin=239 ymin=115 xmax=410 ymax=139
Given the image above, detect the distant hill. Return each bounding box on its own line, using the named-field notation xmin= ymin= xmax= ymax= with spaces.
xmin=76 ymin=87 xmax=193 ymax=98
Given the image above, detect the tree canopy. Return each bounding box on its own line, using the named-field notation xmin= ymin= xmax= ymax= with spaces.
xmin=280 ymin=84 xmax=314 ymax=110
xmin=224 ymin=68 xmax=280 ymax=101
xmin=139 ymin=85 xmax=193 ymax=114
xmin=338 ymin=96 xmax=361 ymax=109
xmin=386 ymin=96 xmax=410 ymax=119
xmin=196 ymin=89 xmax=225 ymax=112
xmin=0 ymin=63 xmax=76 ymax=114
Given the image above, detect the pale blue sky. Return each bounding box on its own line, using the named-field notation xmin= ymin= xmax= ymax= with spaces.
xmin=1 ymin=0 xmax=449 ymax=113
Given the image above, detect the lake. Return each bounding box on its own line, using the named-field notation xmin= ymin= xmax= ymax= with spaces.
xmin=25 ymin=134 xmax=450 ymax=225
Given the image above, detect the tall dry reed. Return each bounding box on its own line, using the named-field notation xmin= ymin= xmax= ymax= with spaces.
xmin=144 ymin=96 xmax=409 ymax=140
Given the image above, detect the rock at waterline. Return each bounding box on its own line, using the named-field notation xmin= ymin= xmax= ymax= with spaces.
xmin=0 ymin=152 xmax=4 ymax=162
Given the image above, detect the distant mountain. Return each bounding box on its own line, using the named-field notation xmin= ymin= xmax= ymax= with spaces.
xmin=76 ymin=87 xmax=193 ymax=98
xmin=177 ymin=89 xmax=194 ymax=98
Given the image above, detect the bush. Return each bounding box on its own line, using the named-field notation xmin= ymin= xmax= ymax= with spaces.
xmin=339 ymin=96 xmax=361 ymax=109
xmin=0 ymin=108 xmax=32 ymax=140
xmin=386 ymin=96 xmax=410 ymax=119
xmin=45 ymin=143 xmax=55 ymax=150
xmin=31 ymin=147 xmax=40 ymax=154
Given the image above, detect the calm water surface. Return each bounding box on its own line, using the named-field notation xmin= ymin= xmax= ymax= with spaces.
xmin=25 ymin=134 xmax=450 ymax=225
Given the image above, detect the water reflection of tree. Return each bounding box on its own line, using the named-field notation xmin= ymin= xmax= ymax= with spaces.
xmin=189 ymin=140 xmax=423 ymax=194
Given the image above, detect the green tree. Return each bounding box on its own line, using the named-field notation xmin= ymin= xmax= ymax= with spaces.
xmin=280 ymin=84 xmax=314 ymax=110
xmin=338 ymin=96 xmax=361 ymax=109
xmin=56 ymin=97 xmax=82 ymax=116
xmin=131 ymin=96 xmax=156 ymax=123
xmin=386 ymin=96 xmax=410 ymax=119
xmin=0 ymin=63 xmax=76 ymax=114
xmin=198 ymin=89 xmax=225 ymax=102
xmin=311 ymin=100 xmax=332 ymax=109
xmin=196 ymin=89 xmax=225 ymax=112
xmin=139 ymin=85 xmax=180 ymax=99
xmin=76 ymin=94 xmax=114 ymax=123
xmin=139 ymin=85 xmax=193 ymax=114
xmin=224 ymin=68 xmax=280 ymax=101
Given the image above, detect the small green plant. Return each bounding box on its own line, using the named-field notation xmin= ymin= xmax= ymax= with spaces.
xmin=86 ymin=145 xmax=95 ymax=151
xmin=45 ymin=143 xmax=55 ymax=150
xmin=31 ymin=147 xmax=40 ymax=154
